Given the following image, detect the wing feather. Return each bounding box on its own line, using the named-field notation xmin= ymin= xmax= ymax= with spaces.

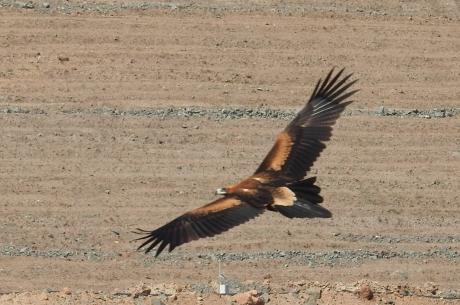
xmin=254 ymin=68 xmax=358 ymax=182
xmin=134 ymin=197 xmax=263 ymax=257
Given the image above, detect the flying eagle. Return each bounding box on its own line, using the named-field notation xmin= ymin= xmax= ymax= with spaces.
xmin=135 ymin=68 xmax=358 ymax=257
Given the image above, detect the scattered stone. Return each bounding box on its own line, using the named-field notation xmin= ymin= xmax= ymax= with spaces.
xmin=39 ymin=292 xmax=49 ymax=300
xmin=133 ymin=285 xmax=151 ymax=298
xmin=395 ymin=284 xmax=411 ymax=297
xmin=306 ymin=287 xmax=321 ymax=298
xmin=151 ymin=298 xmax=165 ymax=305
xmin=61 ymin=287 xmax=72 ymax=295
xmin=42 ymin=2 xmax=50 ymax=8
xmin=233 ymin=290 xmax=264 ymax=305
xmin=58 ymin=56 xmax=70 ymax=62
xmin=16 ymin=1 xmax=34 ymax=8
xmin=335 ymin=283 xmax=356 ymax=293
xmin=358 ymin=284 xmax=373 ymax=300
xmin=261 ymin=292 xmax=270 ymax=303
xmin=304 ymin=287 xmax=322 ymax=305
xmin=386 ymin=108 xmax=396 ymax=115
xmin=168 ymin=293 xmax=177 ymax=301
xmin=423 ymin=282 xmax=438 ymax=295
xmin=294 ymin=280 xmax=306 ymax=287
xmin=376 ymin=106 xmax=385 ymax=116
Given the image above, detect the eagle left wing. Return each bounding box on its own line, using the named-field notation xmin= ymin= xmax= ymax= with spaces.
xmin=134 ymin=196 xmax=263 ymax=257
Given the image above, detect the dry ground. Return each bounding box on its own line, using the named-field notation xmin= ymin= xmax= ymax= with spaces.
xmin=0 ymin=1 xmax=459 ymax=304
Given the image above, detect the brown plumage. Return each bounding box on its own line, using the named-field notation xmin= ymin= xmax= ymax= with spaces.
xmin=134 ymin=68 xmax=358 ymax=256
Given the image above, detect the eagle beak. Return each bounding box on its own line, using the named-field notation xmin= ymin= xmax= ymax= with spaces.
xmin=215 ymin=188 xmax=227 ymax=195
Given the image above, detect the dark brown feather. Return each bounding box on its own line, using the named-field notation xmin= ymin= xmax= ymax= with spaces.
xmin=254 ymin=68 xmax=358 ymax=182
xmin=134 ymin=197 xmax=263 ymax=257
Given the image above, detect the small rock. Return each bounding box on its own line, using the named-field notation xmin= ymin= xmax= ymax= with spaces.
xmin=17 ymin=1 xmax=34 ymax=8
xmin=168 ymin=293 xmax=177 ymax=301
xmin=40 ymin=292 xmax=49 ymax=300
xmin=261 ymin=293 xmax=270 ymax=303
xmin=386 ymin=108 xmax=396 ymax=115
xmin=151 ymin=298 xmax=165 ymax=305
xmin=294 ymin=280 xmax=306 ymax=287
xmin=423 ymin=282 xmax=438 ymax=295
xmin=358 ymin=284 xmax=373 ymax=300
xmin=133 ymin=285 xmax=151 ymax=298
xmin=376 ymin=106 xmax=385 ymax=116
xmin=105 ymin=189 xmax=111 ymax=194
xmin=58 ymin=56 xmax=70 ymax=62
xmin=233 ymin=290 xmax=264 ymax=305
xmin=61 ymin=287 xmax=72 ymax=295
xmin=42 ymin=2 xmax=50 ymax=8
xmin=304 ymin=288 xmax=322 ymax=305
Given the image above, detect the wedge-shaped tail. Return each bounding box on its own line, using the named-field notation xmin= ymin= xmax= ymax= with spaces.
xmin=275 ymin=177 xmax=331 ymax=218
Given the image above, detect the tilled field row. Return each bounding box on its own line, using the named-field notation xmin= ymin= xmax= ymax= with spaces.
xmin=1 ymin=245 xmax=458 ymax=267
xmin=1 ymin=105 xmax=459 ymax=119
xmin=1 ymin=0 xmax=459 ymax=18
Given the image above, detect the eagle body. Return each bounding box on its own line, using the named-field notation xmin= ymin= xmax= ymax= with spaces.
xmin=135 ymin=68 xmax=358 ymax=256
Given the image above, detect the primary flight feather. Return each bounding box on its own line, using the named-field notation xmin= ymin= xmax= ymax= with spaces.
xmin=134 ymin=68 xmax=358 ymax=256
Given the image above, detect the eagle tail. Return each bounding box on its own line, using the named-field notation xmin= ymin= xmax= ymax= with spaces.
xmin=276 ymin=177 xmax=332 ymax=218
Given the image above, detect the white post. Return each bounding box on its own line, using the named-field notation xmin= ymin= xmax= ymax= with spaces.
xmin=218 ymin=259 xmax=228 ymax=295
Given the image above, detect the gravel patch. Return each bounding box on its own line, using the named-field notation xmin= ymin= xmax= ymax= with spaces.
xmin=334 ymin=233 xmax=460 ymax=244
xmin=374 ymin=106 xmax=459 ymax=119
xmin=1 ymin=105 xmax=459 ymax=120
xmin=147 ymin=248 xmax=459 ymax=267
xmin=0 ymin=245 xmax=118 ymax=261
xmin=0 ymin=0 xmax=452 ymax=18
xmin=1 ymin=245 xmax=458 ymax=266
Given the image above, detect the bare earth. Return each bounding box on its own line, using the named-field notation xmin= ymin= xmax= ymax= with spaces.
xmin=0 ymin=1 xmax=459 ymax=304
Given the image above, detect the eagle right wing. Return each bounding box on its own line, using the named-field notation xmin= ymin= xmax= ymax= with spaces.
xmin=254 ymin=68 xmax=358 ymax=183
xmin=134 ymin=196 xmax=263 ymax=257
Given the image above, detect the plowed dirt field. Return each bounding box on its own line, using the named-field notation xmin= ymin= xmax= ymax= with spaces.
xmin=0 ymin=1 xmax=459 ymax=304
